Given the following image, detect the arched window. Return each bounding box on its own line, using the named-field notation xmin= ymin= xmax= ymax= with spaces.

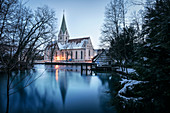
xmin=81 ymin=51 xmax=83 ymax=59
xmin=66 ymin=52 xmax=68 ymax=60
xmin=62 ymin=52 xmax=64 ymax=57
xmin=89 ymin=50 xmax=90 ymax=56
xmin=75 ymin=51 xmax=77 ymax=59
xmin=71 ymin=51 xmax=73 ymax=59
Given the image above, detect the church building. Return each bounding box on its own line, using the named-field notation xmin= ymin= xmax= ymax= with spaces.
xmin=44 ymin=14 xmax=94 ymax=62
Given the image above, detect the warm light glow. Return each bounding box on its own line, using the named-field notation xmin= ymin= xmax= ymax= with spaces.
xmin=56 ymin=56 xmax=60 ymax=60
xmin=61 ymin=57 xmax=66 ymax=60
xmin=91 ymin=56 xmax=93 ymax=59
xmin=55 ymin=69 xmax=58 ymax=81
xmin=55 ymin=65 xmax=59 ymax=69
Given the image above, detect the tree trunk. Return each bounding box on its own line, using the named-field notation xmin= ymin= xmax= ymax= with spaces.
xmin=6 ymin=70 xmax=10 ymax=113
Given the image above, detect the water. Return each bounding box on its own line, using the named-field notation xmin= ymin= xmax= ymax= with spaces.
xmin=0 ymin=64 xmax=117 ymax=113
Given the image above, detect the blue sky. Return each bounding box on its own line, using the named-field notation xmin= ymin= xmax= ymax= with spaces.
xmin=25 ymin=0 xmax=111 ymax=49
xmin=25 ymin=0 xmax=144 ymax=49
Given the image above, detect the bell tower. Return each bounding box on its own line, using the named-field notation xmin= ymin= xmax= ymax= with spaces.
xmin=58 ymin=12 xmax=69 ymax=44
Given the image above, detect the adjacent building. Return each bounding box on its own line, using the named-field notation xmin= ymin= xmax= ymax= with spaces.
xmin=92 ymin=49 xmax=113 ymax=66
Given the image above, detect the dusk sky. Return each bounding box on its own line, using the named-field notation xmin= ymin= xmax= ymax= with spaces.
xmin=24 ymin=0 xmax=143 ymax=49
xmin=24 ymin=0 xmax=111 ymax=49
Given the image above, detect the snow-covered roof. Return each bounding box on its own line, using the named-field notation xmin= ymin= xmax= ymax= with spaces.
xmin=58 ymin=37 xmax=90 ymax=50
xmin=92 ymin=49 xmax=110 ymax=62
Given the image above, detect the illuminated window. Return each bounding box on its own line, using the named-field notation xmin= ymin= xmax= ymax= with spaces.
xmin=62 ymin=52 xmax=64 ymax=57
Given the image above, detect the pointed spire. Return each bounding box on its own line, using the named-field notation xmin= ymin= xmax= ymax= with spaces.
xmin=60 ymin=11 xmax=67 ymax=34
xmin=58 ymin=11 xmax=69 ymax=44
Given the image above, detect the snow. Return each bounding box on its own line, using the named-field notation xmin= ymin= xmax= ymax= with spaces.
xmin=118 ymin=78 xmax=148 ymax=101
xmin=143 ymin=57 xmax=148 ymax=61
xmin=58 ymin=39 xmax=88 ymax=50
xmin=118 ymin=94 xmax=143 ymax=101
xmin=150 ymin=17 xmax=155 ymax=20
xmin=145 ymin=43 xmax=151 ymax=47
xmin=116 ymin=68 xmax=135 ymax=73
xmin=154 ymin=45 xmax=160 ymax=47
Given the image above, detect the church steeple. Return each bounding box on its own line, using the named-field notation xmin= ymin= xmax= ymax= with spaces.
xmin=58 ymin=11 xmax=69 ymax=44
xmin=61 ymin=14 xmax=67 ymax=33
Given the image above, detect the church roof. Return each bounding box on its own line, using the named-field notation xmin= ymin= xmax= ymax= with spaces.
xmin=68 ymin=37 xmax=90 ymax=44
xmin=58 ymin=37 xmax=90 ymax=50
xmin=60 ymin=14 xmax=67 ymax=33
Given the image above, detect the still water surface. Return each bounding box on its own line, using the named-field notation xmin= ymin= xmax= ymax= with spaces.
xmin=0 ymin=64 xmax=117 ymax=113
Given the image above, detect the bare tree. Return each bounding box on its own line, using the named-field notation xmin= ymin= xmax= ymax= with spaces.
xmin=100 ymin=0 xmax=122 ymax=47
xmin=44 ymin=37 xmax=58 ymax=63
xmin=100 ymin=0 xmax=129 ymax=70
xmin=0 ymin=1 xmax=57 ymax=113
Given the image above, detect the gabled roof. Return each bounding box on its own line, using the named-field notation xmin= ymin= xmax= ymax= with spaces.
xmin=92 ymin=49 xmax=105 ymax=62
xmin=92 ymin=49 xmax=110 ymax=62
xmin=58 ymin=37 xmax=90 ymax=50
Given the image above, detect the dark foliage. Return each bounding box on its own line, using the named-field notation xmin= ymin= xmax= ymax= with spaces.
xmin=103 ymin=0 xmax=170 ymax=113
xmin=135 ymin=0 xmax=170 ymax=82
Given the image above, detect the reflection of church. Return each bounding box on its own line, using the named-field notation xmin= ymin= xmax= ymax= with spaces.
xmin=55 ymin=68 xmax=68 ymax=105
xmin=44 ymin=14 xmax=94 ymax=62
xmin=55 ymin=65 xmax=92 ymax=105
xmin=59 ymin=71 xmax=68 ymax=105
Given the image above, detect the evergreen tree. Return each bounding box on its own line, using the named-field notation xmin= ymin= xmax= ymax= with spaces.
xmin=110 ymin=26 xmax=137 ymax=71
xmin=135 ymin=0 xmax=170 ymax=82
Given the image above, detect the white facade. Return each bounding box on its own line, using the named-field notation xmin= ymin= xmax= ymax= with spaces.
xmin=44 ymin=14 xmax=94 ymax=62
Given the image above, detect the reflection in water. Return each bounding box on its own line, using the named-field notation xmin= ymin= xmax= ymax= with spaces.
xmin=55 ymin=69 xmax=58 ymax=81
xmin=55 ymin=65 xmax=59 ymax=69
xmin=0 ymin=65 xmax=116 ymax=113
xmin=59 ymin=70 xmax=68 ymax=105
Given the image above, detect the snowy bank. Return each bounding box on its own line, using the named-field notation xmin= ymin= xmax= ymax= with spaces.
xmin=116 ymin=67 xmax=136 ymax=73
xmin=118 ymin=78 xmax=148 ymax=101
